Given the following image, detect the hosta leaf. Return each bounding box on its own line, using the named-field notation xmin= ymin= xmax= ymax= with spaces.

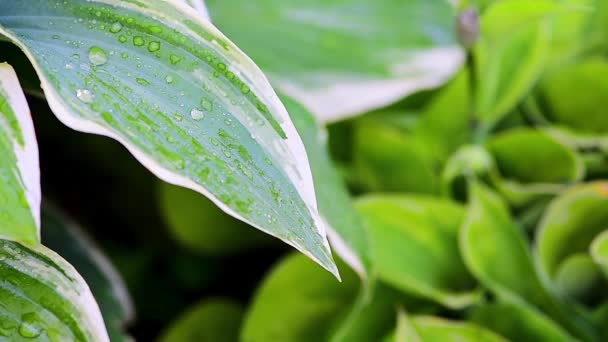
xmin=160 ymin=298 xmax=244 ymax=342
xmin=461 ymin=181 xmax=597 ymax=340
xmin=475 ymin=0 xmax=554 ymax=128
xmin=385 ymin=316 xmax=507 ymax=342
xmin=0 ymin=0 xmax=338 ymax=275
xmin=487 ymin=128 xmax=584 ymax=184
xmin=541 ymin=57 xmax=608 ymax=134
xmin=352 ymin=121 xmax=437 ymax=194
xmin=536 ymin=182 xmax=608 ymax=281
xmin=241 ymin=253 xmax=358 ymax=342
xmin=591 ymin=230 xmax=608 ymax=278
xmin=206 ymin=0 xmax=464 ymax=122
xmin=159 ymin=181 xmax=271 ymax=256
xmin=282 ymin=94 xmax=371 ymax=278
xmin=470 ymin=301 xmax=574 ymax=341
xmin=42 ymin=207 xmax=134 ymax=341
xmin=554 ymin=253 xmax=603 ymax=303
xmin=356 ymin=195 xmax=478 ymax=309
xmin=0 ymin=239 xmax=108 ymax=341
xmin=0 ymin=63 xmax=40 ymax=244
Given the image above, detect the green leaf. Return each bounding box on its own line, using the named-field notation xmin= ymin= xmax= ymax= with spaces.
xmin=536 ymin=182 xmax=608 ymax=281
xmin=282 ymin=94 xmax=371 ymax=278
xmin=461 ymin=181 xmax=597 ymax=340
xmin=591 ymin=230 xmax=608 ymax=278
xmin=41 ymin=207 xmax=134 ymax=341
xmin=0 ymin=239 xmax=108 ymax=341
xmin=160 ymin=298 xmax=244 ymax=342
xmin=356 ymin=195 xmax=479 ymax=309
xmin=385 ymin=316 xmax=507 ymax=342
xmin=554 ymin=253 xmax=603 ymax=303
xmin=181 ymin=0 xmax=210 ymax=21
xmin=159 ymin=181 xmax=271 ymax=256
xmin=352 ymin=121 xmax=437 ymax=194
xmin=487 ymin=128 xmax=584 ymax=184
xmin=0 ymin=63 xmax=39 ymax=245
xmin=241 ymin=253 xmax=358 ymax=342
xmin=387 ymin=309 xmax=422 ymax=342
xmin=470 ymin=301 xmax=574 ymax=341
xmin=541 ymin=57 xmax=608 ymax=134
xmin=475 ymin=0 xmax=554 ymax=128
xmin=0 ymin=0 xmax=338 ymax=276
xmin=206 ymin=0 xmax=464 ymax=122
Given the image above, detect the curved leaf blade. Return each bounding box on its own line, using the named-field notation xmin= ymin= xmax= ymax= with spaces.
xmin=0 ymin=239 xmax=108 ymax=341
xmin=206 ymin=0 xmax=464 ymax=122
xmin=0 ymin=63 xmax=40 ymax=245
xmin=385 ymin=316 xmax=507 ymax=342
xmin=591 ymin=230 xmax=608 ymax=278
xmin=0 ymin=0 xmax=337 ymax=275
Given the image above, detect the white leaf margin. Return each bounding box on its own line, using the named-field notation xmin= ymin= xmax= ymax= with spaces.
xmin=0 ymin=0 xmax=337 ymax=277
xmin=0 ymin=63 xmax=41 ymax=239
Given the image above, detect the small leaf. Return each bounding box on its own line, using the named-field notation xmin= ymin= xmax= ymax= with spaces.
xmin=206 ymin=0 xmax=464 ymax=122
xmin=0 ymin=239 xmax=108 ymax=341
xmin=0 ymin=63 xmax=40 ymax=244
xmin=41 ymin=207 xmax=134 ymax=341
xmin=385 ymin=316 xmax=507 ymax=342
xmin=352 ymin=122 xmax=437 ymax=194
xmin=282 ymin=94 xmax=371 ymax=278
xmin=554 ymin=253 xmax=603 ymax=304
xmin=487 ymin=128 xmax=584 ymax=184
xmin=470 ymin=301 xmax=574 ymax=341
xmin=536 ymin=182 xmax=608 ymax=281
xmin=159 ymin=181 xmax=271 ymax=256
xmin=160 ymin=298 xmax=244 ymax=342
xmin=241 ymin=253 xmax=358 ymax=342
xmin=0 ymin=0 xmax=338 ymax=275
xmin=475 ymin=0 xmax=554 ymax=128
xmin=461 ymin=181 xmax=597 ymax=340
xmin=591 ymin=230 xmax=608 ymax=278
xmin=356 ymin=195 xmax=479 ymax=309
xmin=541 ymin=57 xmax=608 ymax=134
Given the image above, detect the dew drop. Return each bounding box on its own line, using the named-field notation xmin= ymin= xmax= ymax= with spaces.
xmin=109 ymin=22 xmax=123 ymax=33
xmin=76 ymin=89 xmax=95 ymax=103
xmin=148 ymin=41 xmax=161 ymax=52
xmin=240 ymin=84 xmax=250 ymax=94
xmin=190 ymin=109 xmax=205 ymax=121
xmin=136 ymin=78 xmax=150 ymax=86
xmin=133 ymin=36 xmax=145 ymax=46
xmin=165 ymin=75 xmax=174 ymax=84
xmin=201 ymin=98 xmax=213 ymax=111
xmin=18 ymin=313 xmax=42 ymax=339
xmin=88 ymin=46 xmax=108 ymax=66
xmin=118 ymin=35 xmax=127 ymax=43
xmin=169 ymin=54 xmax=182 ymax=65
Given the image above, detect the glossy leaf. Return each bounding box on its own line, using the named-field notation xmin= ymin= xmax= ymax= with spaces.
xmin=160 ymin=298 xmax=243 ymax=342
xmin=591 ymin=230 xmax=608 ymax=278
xmin=241 ymin=253 xmax=358 ymax=342
xmin=470 ymin=301 xmax=574 ymax=341
xmin=0 ymin=0 xmax=338 ymax=275
xmin=0 ymin=239 xmax=108 ymax=341
xmin=356 ymin=195 xmax=478 ymax=309
xmin=542 ymin=57 xmax=608 ymax=134
xmin=159 ymin=181 xmax=271 ymax=256
xmin=206 ymin=0 xmax=464 ymax=122
xmin=385 ymin=316 xmax=507 ymax=342
xmin=0 ymin=63 xmax=40 ymax=244
xmin=536 ymin=182 xmax=608 ymax=281
xmin=554 ymin=253 xmax=603 ymax=303
xmin=461 ymin=181 xmax=597 ymax=340
xmin=41 ymin=207 xmax=134 ymax=341
xmin=487 ymin=128 xmax=584 ymax=184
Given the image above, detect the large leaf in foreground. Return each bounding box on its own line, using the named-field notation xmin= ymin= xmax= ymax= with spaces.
xmin=206 ymin=0 xmax=464 ymax=122
xmin=0 ymin=63 xmax=40 ymax=244
xmin=282 ymin=95 xmax=371 ymax=278
xmin=0 ymin=0 xmax=337 ymax=275
xmin=0 ymin=239 xmax=108 ymax=341
xmin=42 ymin=207 xmax=134 ymax=341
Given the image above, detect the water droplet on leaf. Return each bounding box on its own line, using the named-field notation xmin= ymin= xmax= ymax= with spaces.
xmin=88 ymin=46 xmax=108 ymax=66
